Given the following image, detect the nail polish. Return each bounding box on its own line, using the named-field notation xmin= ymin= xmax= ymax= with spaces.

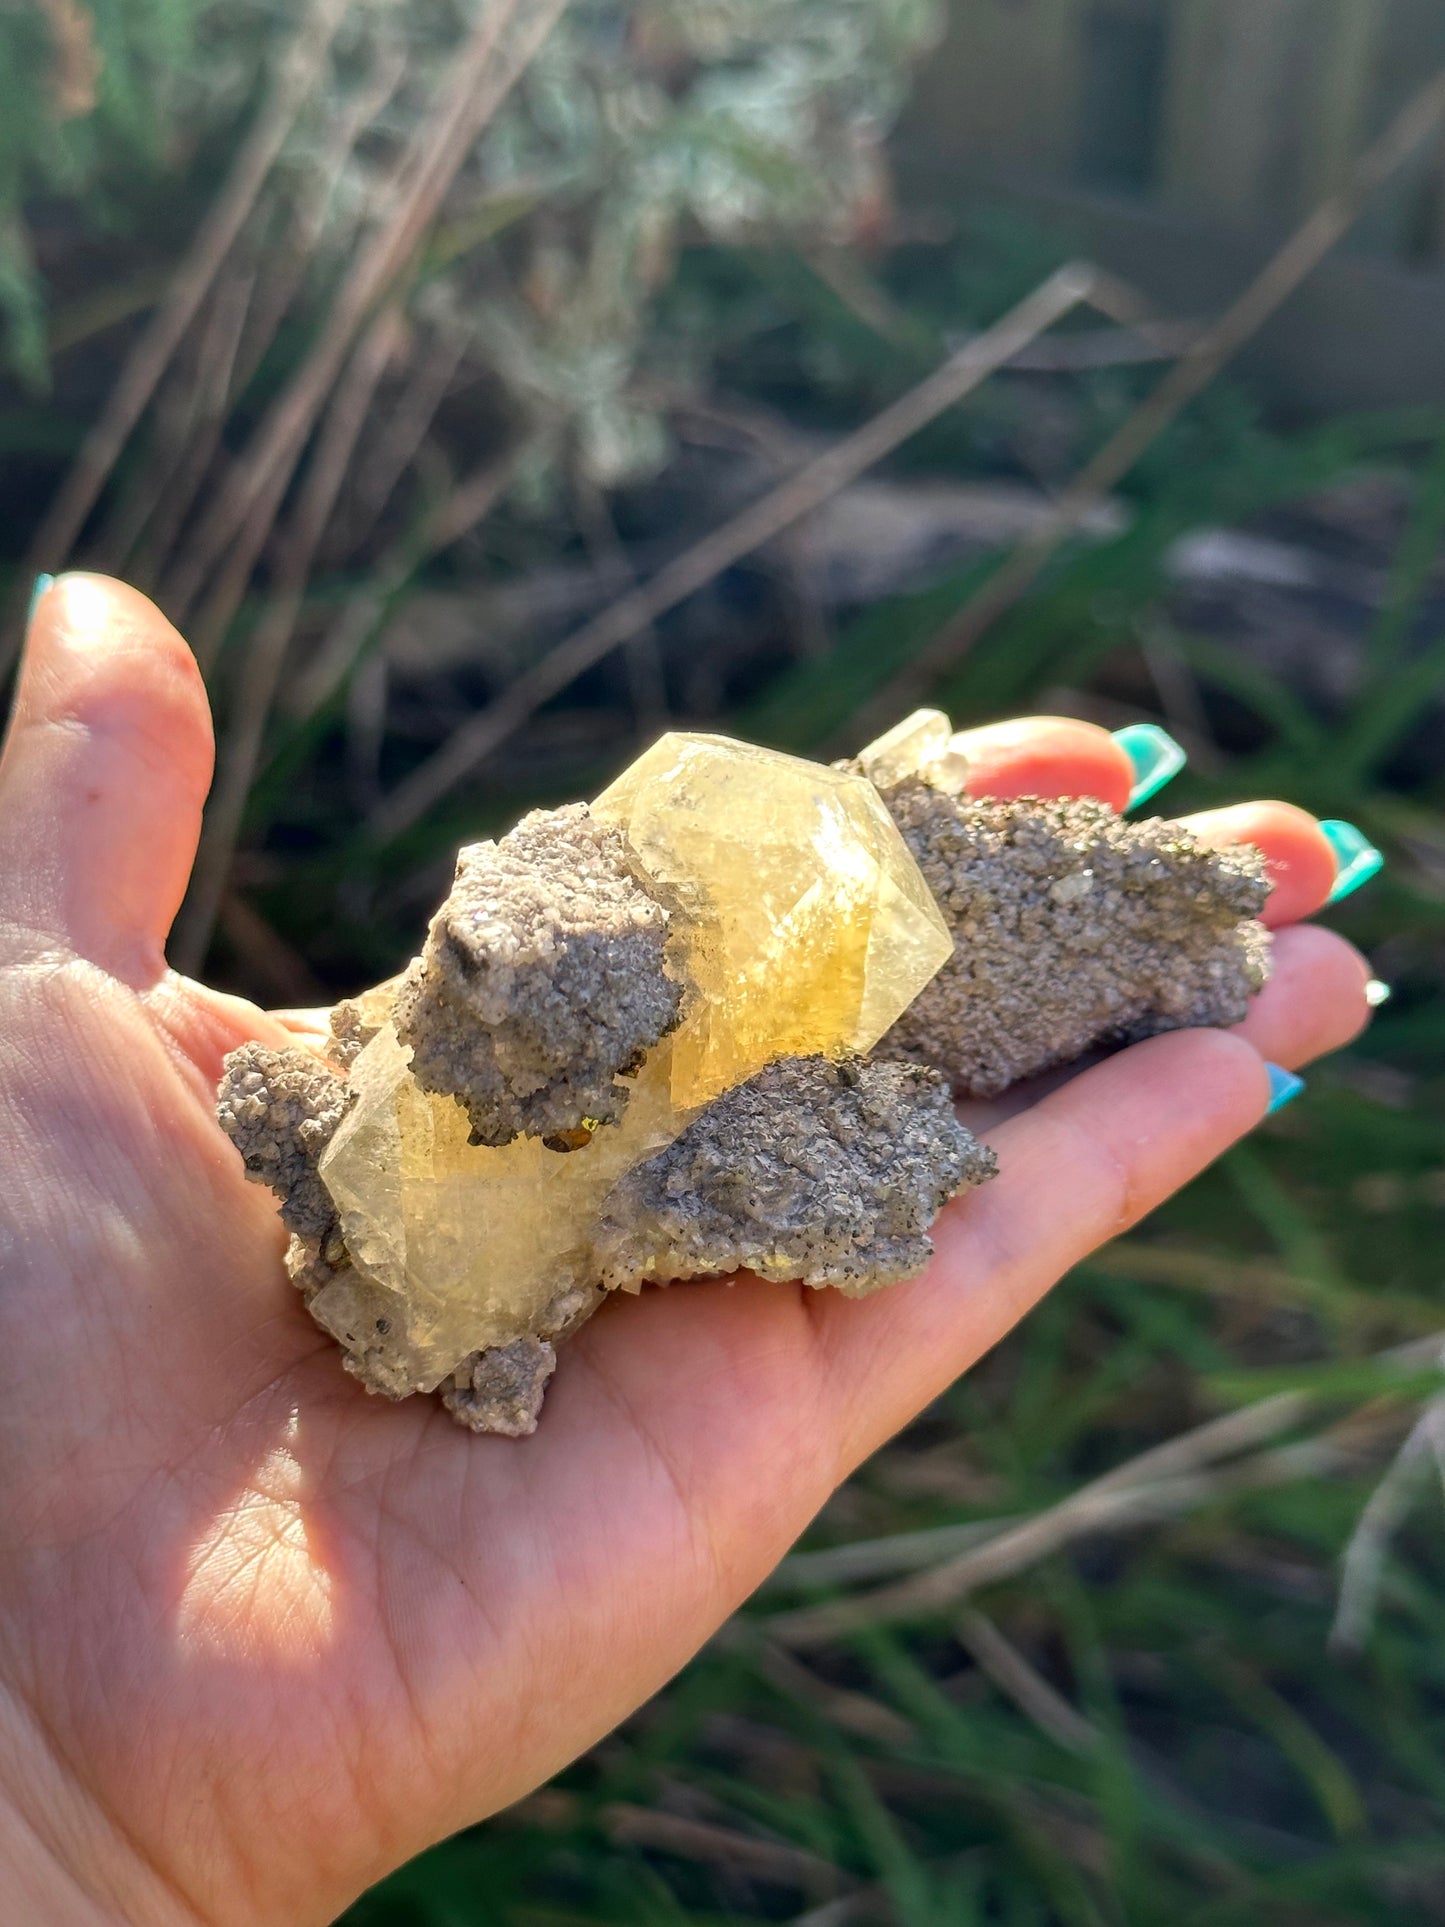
xmin=27 ymin=573 xmax=54 ymax=629
xmin=1365 ymin=980 xmax=1392 ymax=1008
xmin=1320 ymin=820 xmax=1383 ymax=904
xmin=1114 ymin=723 xmax=1187 ymax=810
xmin=1265 ymin=1064 xmax=1306 ymax=1115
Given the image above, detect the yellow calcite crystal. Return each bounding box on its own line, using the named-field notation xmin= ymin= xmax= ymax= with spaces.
xmin=854 ymin=708 xmax=971 ymax=795
xmin=592 ymin=732 xmax=954 ymax=1108
xmin=316 ymin=729 xmax=955 ymax=1382
xmin=319 ymin=1025 xmax=693 ymax=1386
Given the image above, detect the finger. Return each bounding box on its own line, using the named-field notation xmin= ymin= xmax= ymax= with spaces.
xmin=1178 ymin=800 xmax=1337 ymax=928
xmin=0 ymin=574 xmax=213 ymax=987
xmin=812 ymin=1026 xmax=1271 ymax=1470
xmin=1232 ymin=922 xmax=1372 ymax=1066
xmin=954 ymin=716 xmax=1135 ymax=809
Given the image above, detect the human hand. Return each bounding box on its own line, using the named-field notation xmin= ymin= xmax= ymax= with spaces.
xmin=0 ymin=575 xmax=1372 ymax=1923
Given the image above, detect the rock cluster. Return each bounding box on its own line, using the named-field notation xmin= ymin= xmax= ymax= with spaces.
xmin=216 ymin=715 xmax=1271 ymax=1435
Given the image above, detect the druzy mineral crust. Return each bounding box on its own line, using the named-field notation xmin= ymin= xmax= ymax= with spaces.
xmin=879 ymin=781 xmax=1272 ymax=1096
xmin=594 ymin=1054 xmax=997 ymax=1297
xmin=216 ymin=1043 xmax=348 ymax=1242
xmin=215 ymin=712 xmax=1273 ymax=1435
xmin=395 ymin=803 xmax=682 ymax=1146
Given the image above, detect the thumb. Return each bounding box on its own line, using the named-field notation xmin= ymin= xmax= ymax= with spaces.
xmin=0 ymin=574 xmax=214 ymax=987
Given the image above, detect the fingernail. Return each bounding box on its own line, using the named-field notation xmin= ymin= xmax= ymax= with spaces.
xmin=1265 ymin=1064 xmax=1306 ymax=1115
xmin=1320 ymin=820 xmax=1384 ymax=904
xmin=1365 ymin=979 xmax=1392 ymax=1008
xmin=1114 ymin=723 xmax=1187 ymax=809
xmin=27 ymin=573 xmax=54 ymax=630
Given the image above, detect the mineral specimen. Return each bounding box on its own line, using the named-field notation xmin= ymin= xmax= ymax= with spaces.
xmin=215 ymin=711 xmax=1272 ymax=1436
xmin=394 ymin=803 xmax=681 ymax=1145
xmin=303 ymin=735 xmax=972 ymax=1395
xmin=316 ymin=1024 xmax=687 ymax=1387
xmin=879 ymin=782 xmax=1272 ymax=1097
xmin=852 ymin=706 xmax=970 ymax=796
xmin=591 ymin=733 xmax=954 ymax=1107
xmin=594 ymin=1054 xmax=997 ymax=1297
xmin=216 ymin=1044 xmax=348 ymax=1241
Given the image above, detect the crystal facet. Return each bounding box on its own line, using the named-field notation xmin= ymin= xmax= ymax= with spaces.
xmin=855 ymin=708 xmax=970 ymax=796
xmin=319 ymin=1025 xmax=694 ymax=1386
xmin=592 ymin=732 xmax=954 ymax=1108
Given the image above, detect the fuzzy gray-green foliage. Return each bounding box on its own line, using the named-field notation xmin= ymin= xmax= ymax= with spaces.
xmin=3 ymin=0 xmax=940 ymax=484
xmin=0 ymin=0 xmax=210 ymax=381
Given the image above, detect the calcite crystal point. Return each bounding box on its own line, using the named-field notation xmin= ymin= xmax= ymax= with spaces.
xmin=591 ymin=733 xmax=954 ymax=1106
xmin=216 ymin=707 xmax=1273 ymax=1436
xmin=318 ymin=1025 xmax=688 ymax=1387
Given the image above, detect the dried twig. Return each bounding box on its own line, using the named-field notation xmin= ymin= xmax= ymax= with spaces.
xmin=764 ymin=1517 xmax=1009 ymax=1592
xmin=365 ymin=261 xmax=1114 ymax=843
xmin=217 ymin=893 xmax=328 ymax=1008
xmin=330 ymin=331 xmax=470 ymax=564
xmin=1331 ymin=1376 xmax=1445 ymax=1653
xmin=139 ymin=36 xmax=412 ymax=590
xmin=171 ymin=302 xmax=406 ymax=973
xmin=955 ymin=1610 xmax=1099 ymax=1756
xmin=234 ymin=34 xmax=412 ymax=401
xmin=95 ymin=266 xmax=256 ymax=581
xmin=279 ymin=441 xmax=531 ymax=728
xmin=12 ymin=0 xmax=351 ymax=657
xmin=164 ymin=0 xmax=568 ymax=627
xmin=765 ymin=1337 xmax=1445 ymax=1647
xmin=850 ymin=62 xmax=1445 ymax=739
xmin=508 ymin=1788 xmax=850 ymax=1898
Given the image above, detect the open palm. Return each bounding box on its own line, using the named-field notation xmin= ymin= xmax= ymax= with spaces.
xmin=0 ymin=576 xmax=1370 ymax=1924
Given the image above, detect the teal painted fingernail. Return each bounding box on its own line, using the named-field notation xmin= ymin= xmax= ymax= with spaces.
xmin=1320 ymin=820 xmax=1384 ymax=903
xmin=1365 ymin=979 xmax=1392 ymax=1008
xmin=27 ymin=573 xmax=54 ymax=628
xmin=1114 ymin=723 xmax=1187 ymax=809
xmin=1265 ymin=1064 xmax=1306 ymax=1115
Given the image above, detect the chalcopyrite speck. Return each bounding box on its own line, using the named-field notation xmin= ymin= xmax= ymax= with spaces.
xmin=216 ymin=715 xmax=1271 ymax=1435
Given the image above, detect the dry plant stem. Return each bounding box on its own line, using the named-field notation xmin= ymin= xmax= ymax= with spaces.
xmin=852 ymin=61 xmax=1445 ymax=737
xmin=424 ymin=441 xmax=533 ymax=553
xmin=172 ymin=303 xmax=406 ymax=974
xmin=766 ymin=1335 xmax=1445 ymax=1647
xmin=164 ymin=0 xmax=566 ymax=627
xmin=10 ymin=0 xmax=351 ymax=655
xmin=280 ymin=441 xmax=530 ymax=727
xmin=575 ymin=472 xmax=670 ymax=731
xmin=218 ymin=891 xmax=329 ymax=1008
xmin=511 ymin=1790 xmax=850 ymax=1898
xmin=233 ymin=36 xmax=412 ymax=401
xmin=955 ymin=1609 xmax=1101 ymax=1755
xmin=748 ymin=1637 xmax=916 ymax=1746
xmin=768 ymin=1442 xmax=1342 ymax=1647
xmin=1330 ymin=1383 xmax=1445 ymax=1653
xmin=98 ymin=266 xmax=256 ymax=581
xmin=334 ymin=333 xmax=470 ymax=563
xmin=146 ymin=42 xmax=411 ymax=593
xmin=764 ymin=1516 xmax=1009 ymax=1591
xmin=366 ymin=262 xmax=1107 ymax=843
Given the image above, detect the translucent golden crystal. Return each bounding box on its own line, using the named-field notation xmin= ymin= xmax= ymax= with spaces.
xmin=318 ymin=1024 xmax=693 ymax=1385
xmin=592 ymin=732 xmax=953 ymax=1107
xmin=855 ymin=707 xmax=971 ymax=795
xmin=318 ymin=729 xmax=954 ymax=1379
